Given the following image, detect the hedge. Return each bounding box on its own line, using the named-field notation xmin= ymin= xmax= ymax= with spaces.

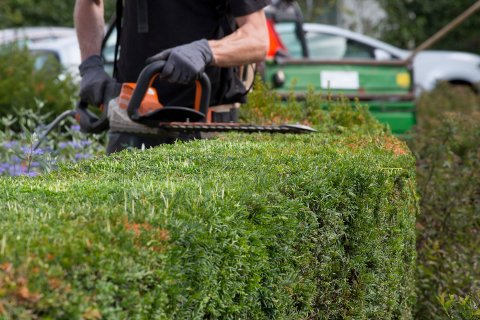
xmin=0 ymin=127 xmax=417 ymax=319
xmin=0 ymin=45 xmax=77 ymax=124
xmin=409 ymin=84 xmax=480 ymax=319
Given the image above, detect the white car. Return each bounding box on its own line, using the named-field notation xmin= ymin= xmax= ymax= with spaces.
xmin=275 ymin=22 xmax=480 ymax=93
xmin=0 ymin=27 xmax=81 ymax=81
xmin=5 ymin=24 xmax=479 ymax=95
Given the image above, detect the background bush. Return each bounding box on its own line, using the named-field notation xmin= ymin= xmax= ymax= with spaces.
xmin=0 ymin=93 xmax=418 ymax=318
xmin=0 ymin=45 xmax=77 ymax=124
xmin=241 ymin=76 xmax=383 ymax=134
xmin=2 ymin=0 xmax=477 ymax=55
xmin=408 ymin=84 xmax=480 ymax=319
xmin=0 ymin=100 xmax=106 ymax=177
xmin=377 ymin=0 xmax=480 ymax=54
xmin=0 ymin=0 xmax=115 ymax=28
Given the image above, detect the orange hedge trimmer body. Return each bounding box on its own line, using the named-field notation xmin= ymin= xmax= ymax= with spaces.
xmin=34 ymin=61 xmax=315 ymax=150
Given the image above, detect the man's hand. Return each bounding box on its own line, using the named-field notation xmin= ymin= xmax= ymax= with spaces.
xmin=79 ymin=55 xmax=119 ymax=107
xmin=146 ymin=39 xmax=214 ymax=85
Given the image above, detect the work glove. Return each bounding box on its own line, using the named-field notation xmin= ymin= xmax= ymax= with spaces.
xmin=146 ymin=39 xmax=214 ymax=85
xmin=79 ymin=55 xmax=120 ymax=107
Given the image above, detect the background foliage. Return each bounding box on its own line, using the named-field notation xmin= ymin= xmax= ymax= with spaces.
xmin=298 ymin=0 xmax=479 ymax=54
xmin=0 ymin=45 xmax=77 ymax=123
xmin=0 ymin=101 xmax=105 ymax=177
xmin=0 ymin=0 xmax=116 ymax=28
xmin=408 ymin=84 xmax=480 ymax=319
xmin=376 ymin=0 xmax=480 ymax=54
xmin=1 ymin=0 xmax=477 ymax=53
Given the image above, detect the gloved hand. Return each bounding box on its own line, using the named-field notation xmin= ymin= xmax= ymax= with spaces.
xmin=79 ymin=55 xmax=120 ymax=107
xmin=146 ymin=39 xmax=214 ymax=85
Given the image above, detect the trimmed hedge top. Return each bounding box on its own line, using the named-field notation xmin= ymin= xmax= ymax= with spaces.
xmin=0 ymin=131 xmax=417 ymax=319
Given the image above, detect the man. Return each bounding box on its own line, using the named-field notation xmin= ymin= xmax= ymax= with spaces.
xmin=74 ymin=0 xmax=270 ymax=153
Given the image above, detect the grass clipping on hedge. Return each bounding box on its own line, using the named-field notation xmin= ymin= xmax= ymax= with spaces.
xmin=0 ymin=127 xmax=417 ymax=318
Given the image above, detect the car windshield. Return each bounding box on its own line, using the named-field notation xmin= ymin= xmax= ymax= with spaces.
xmin=103 ymin=28 xmax=117 ymax=63
xmin=31 ymin=50 xmax=62 ymax=73
xmin=276 ymin=22 xmax=374 ymax=60
xmin=101 ymin=27 xmax=118 ymax=76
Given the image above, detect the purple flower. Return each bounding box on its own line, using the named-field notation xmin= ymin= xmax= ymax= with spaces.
xmin=32 ymin=148 xmax=45 ymax=156
xmin=0 ymin=162 xmax=10 ymax=169
xmin=26 ymin=171 xmax=39 ymax=177
xmin=71 ymin=125 xmax=81 ymax=132
xmin=8 ymin=165 xmax=22 ymax=176
xmin=30 ymin=161 xmax=40 ymax=167
xmin=20 ymin=146 xmax=32 ymax=154
xmin=80 ymin=140 xmax=91 ymax=147
xmin=2 ymin=162 xmax=41 ymax=177
xmin=69 ymin=141 xmax=82 ymax=149
xmin=11 ymin=156 xmax=21 ymax=163
xmin=3 ymin=141 xmax=17 ymax=149
xmin=74 ymin=153 xmax=91 ymax=160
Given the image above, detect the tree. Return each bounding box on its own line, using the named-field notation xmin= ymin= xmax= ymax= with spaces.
xmin=377 ymin=0 xmax=480 ymax=54
xmin=296 ymin=0 xmax=338 ymax=23
xmin=1 ymin=0 xmax=477 ymax=54
xmin=0 ymin=0 xmax=116 ymax=28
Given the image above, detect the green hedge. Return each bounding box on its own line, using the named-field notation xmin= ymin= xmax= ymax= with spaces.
xmin=0 ymin=45 xmax=77 ymax=123
xmin=409 ymin=84 xmax=480 ymax=319
xmin=0 ymin=128 xmax=417 ymax=318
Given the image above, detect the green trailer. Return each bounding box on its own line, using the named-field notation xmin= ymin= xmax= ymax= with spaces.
xmin=264 ymin=1 xmax=416 ymax=135
xmin=265 ymin=59 xmax=416 ymax=135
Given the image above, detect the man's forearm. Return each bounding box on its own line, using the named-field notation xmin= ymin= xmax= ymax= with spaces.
xmin=74 ymin=0 xmax=105 ymax=61
xmin=208 ymin=10 xmax=269 ymax=68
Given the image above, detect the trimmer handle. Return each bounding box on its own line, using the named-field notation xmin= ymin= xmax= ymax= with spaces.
xmin=127 ymin=60 xmax=211 ymax=121
xmin=75 ymin=100 xmax=110 ymax=134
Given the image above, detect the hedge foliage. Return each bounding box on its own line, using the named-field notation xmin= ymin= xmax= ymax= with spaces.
xmin=409 ymin=84 xmax=480 ymax=319
xmin=0 ymin=108 xmax=418 ymax=318
xmin=0 ymin=45 xmax=77 ymax=123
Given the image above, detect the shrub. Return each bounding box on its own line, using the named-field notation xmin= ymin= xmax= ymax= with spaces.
xmin=0 ymin=101 xmax=106 ymax=177
xmin=0 ymin=45 xmax=77 ymax=124
xmin=0 ymin=106 xmax=417 ymax=318
xmin=438 ymin=292 xmax=480 ymax=320
xmin=241 ymin=76 xmax=385 ymax=135
xmin=0 ymin=0 xmax=115 ymax=28
xmin=409 ymin=83 xmax=480 ymax=319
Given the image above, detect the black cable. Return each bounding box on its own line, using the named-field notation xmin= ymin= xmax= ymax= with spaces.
xmin=33 ymin=110 xmax=76 ymax=151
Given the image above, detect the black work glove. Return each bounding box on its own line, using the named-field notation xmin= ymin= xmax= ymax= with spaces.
xmin=146 ymin=39 xmax=214 ymax=85
xmin=79 ymin=55 xmax=120 ymax=107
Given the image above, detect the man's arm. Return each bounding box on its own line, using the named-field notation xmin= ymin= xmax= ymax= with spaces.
xmin=74 ymin=0 xmax=119 ymax=107
xmin=208 ymin=10 xmax=269 ymax=67
xmin=74 ymin=0 xmax=105 ymax=61
xmin=145 ymin=7 xmax=270 ymax=85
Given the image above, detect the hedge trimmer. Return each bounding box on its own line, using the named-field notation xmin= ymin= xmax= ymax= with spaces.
xmin=34 ymin=61 xmax=315 ymax=151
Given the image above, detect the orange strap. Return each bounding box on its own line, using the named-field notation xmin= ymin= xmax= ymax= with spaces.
xmin=194 ymin=80 xmax=202 ymax=112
